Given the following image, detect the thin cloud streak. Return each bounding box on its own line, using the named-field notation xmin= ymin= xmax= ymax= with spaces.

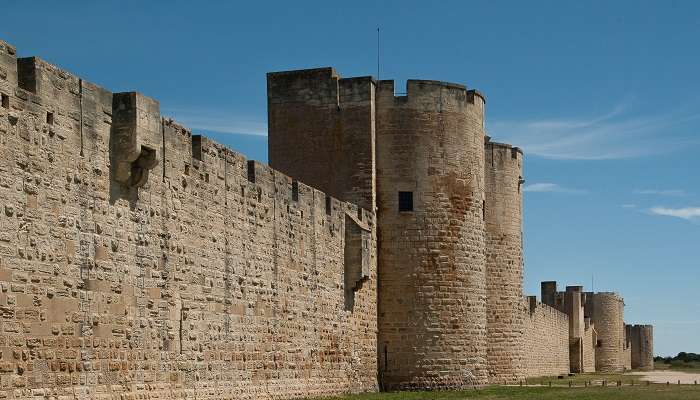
xmin=163 ymin=107 xmax=267 ymax=136
xmin=634 ymin=189 xmax=686 ymax=196
xmin=523 ymin=183 xmax=587 ymax=194
xmin=489 ymin=101 xmax=700 ymax=160
xmin=648 ymin=206 xmax=700 ymax=220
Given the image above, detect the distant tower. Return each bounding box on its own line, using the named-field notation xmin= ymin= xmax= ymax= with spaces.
xmin=484 ymin=140 xmax=524 ymax=384
xmin=628 ymin=325 xmax=654 ymax=371
xmin=375 ymin=80 xmax=488 ymax=389
xmin=587 ymin=293 xmax=626 ymax=372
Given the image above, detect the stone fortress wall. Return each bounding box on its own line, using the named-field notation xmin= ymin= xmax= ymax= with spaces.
xmin=267 ymin=67 xmax=655 ymax=388
xmin=0 ymin=40 xmax=378 ymax=400
xmin=0 ymin=37 xmax=656 ymax=398
xmin=522 ymin=298 xmax=570 ymax=377
xmin=373 ymin=80 xmax=489 ymax=389
xmin=627 ymin=325 xmax=654 ymax=371
xmin=269 ymin=70 xmax=492 ymax=389
xmin=484 ymin=142 xmax=524 ymax=384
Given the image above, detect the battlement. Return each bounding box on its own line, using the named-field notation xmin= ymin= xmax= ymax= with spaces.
xmin=0 ymin=42 xmax=374 ymax=223
xmin=377 ymin=78 xmax=485 ymax=108
xmin=486 ymin=137 xmax=523 ymax=158
xmin=267 ymin=67 xmax=376 ymax=108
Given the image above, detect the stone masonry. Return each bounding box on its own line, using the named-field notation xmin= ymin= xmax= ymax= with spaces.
xmin=484 ymin=142 xmax=524 ymax=384
xmin=0 ymin=40 xmax=378 ymax=400
xmin=627 ymin=325 xmax=654 ymax=371
xmin=0 ymin=38 xmax=657 ymax=398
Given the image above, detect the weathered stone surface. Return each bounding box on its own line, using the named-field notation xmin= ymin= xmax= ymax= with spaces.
xmin=522 ymin=298 xmax=570 ymax=377
xmin=485 ymin=141 xmax=524 ymax=384
xmin=627 ymin=324 xmax=654 ymax=371
xmin=0 ymin=40 xmax=378 ymax=400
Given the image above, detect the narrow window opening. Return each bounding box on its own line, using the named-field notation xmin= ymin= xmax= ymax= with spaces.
xmin=482 ymin=200 xmax=486 ymax=220
xmin=384 ymin=344 xmax=389 ymax=372
xmin=184 ymin=164 xmax=190 ymax=176
xmin=325 ymin=196 xmax=332 ymax=216
xmin=247 ymin=160 xmax=255 ymax=183
xmin=292 ymin=181 xmax=299 ymax=202
xmin=46 ymin=111 xmax=54 ymax=125
xmin=1 ymin=94 xmax=8 ymax=109
xmin=597 ymin=340 xmax=602 ymax=348
xmin=204 ymin=173 xmax=209 ymax=183
xmin=398 ymin=191 xmax=413 ymax=212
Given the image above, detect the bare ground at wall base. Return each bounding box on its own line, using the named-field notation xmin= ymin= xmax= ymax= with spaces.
xmin=316 ymin=385 xmax=700 ymax=400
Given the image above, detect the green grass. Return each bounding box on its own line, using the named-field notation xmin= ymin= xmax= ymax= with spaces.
xmin=523 ymin=372 xmax=639 ymax=386
xmin=317 ymin=385 xmax=700 ymax=400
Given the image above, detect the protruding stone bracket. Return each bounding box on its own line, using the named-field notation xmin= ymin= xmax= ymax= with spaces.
xmin=343 ymin=210 xmax=371 ymax=311
xmin=111 ymin=92 xmax=162 ymax=188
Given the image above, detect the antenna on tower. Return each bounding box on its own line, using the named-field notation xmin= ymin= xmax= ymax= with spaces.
xmin=377 ymin=27 xmax=380 ymax=81
xmin=591 ymin=274 xmax=594 ymax=292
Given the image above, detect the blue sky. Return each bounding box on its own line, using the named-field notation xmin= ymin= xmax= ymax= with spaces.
xmin=2 ymin=1 xmax=698 ymax=356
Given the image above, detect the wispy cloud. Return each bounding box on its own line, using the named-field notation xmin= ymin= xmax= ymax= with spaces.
xmin=523 ymin=183 xmax=587 ymax=194
xmin=621 ymin=204 xmax=637 ymax=209
xmin=634 ymin=189 xmax=686 ymax=196
xmin=163 ymin=107 xmax=267 ymax=136
xmin=489 ymin=100 xmax=700 ymax=160
xmin=648 ymin=206 xmax=700 ymax=221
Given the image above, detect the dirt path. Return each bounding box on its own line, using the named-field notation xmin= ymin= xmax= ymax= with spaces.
xmin=630 ymin=370 xmax=700 ymax=384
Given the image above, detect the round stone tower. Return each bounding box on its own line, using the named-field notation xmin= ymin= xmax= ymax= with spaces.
xmin=590 ymin=293 xmax=625 ymax=372
xmin=484 ymin=141 xmax=524 ymax=384
xmin=629 ymin=324 xmax=654 ymax=371
xmin=375 ymin=79 xmax=488 ymax=389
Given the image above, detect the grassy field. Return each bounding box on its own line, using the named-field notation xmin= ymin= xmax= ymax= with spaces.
xmin=317 ymin=385 xmax=700 ymax=400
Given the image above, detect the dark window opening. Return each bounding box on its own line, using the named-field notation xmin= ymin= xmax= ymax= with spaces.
xmin=384 ymin=344 xmax=389 ymax=371
xmin=1 ymin=94 xmax=8 ymax=109
xmin=247 ymin=160 xmax=255 ymax=183
xmin=398 ymin=191 xmax=413 ymax=212
xmin=325 ymin=196 xmax=332 ymax=215
xmin=292 ymin=181 xmax=299 ymax=202
xmin=184 ymin=164 xmax=190 ymax=176
xmin=597 ymin=340 xmax=602 ymax=348
xmin=482 ymin=200 xmax=486 ymax=220
xmin=46 ymin=111 xmax=54 ymax=125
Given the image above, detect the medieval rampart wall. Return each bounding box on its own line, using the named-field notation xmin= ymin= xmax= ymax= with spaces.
xmin=0 ymin=40 xmax=378 ymax=400
xmin=522 ymin=298 xmax=569 ymax=377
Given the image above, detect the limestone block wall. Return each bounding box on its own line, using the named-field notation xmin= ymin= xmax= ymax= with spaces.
xmin=375 ymin=80 xmax=488 ymax=389
xmin=627 ymin=325 xmax=654 ymax=370
xmin=522 ymin=299 xmax=570 ymax=377
xmin=267 ymin=68 xmax=376 ymax=211
xmin=484 ymin=141 xmax=524 ymax=384
xmin=0 ymin=40 xmax=378 ymax=400
xmin=582 ymin=322 xmax=596 ymax=372
xmin=587 ymin=293 xmax=625 ymax=372
xmin=624 ymin=346 xmax=632 ymax=371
